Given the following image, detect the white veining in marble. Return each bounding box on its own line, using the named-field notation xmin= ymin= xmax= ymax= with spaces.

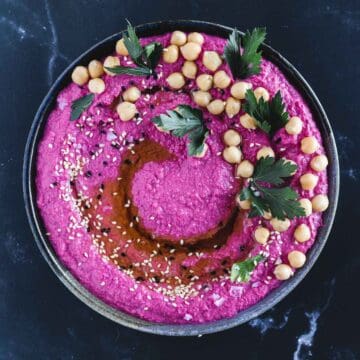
xmin=249 ymin=309 xmax=291 ymax=335
xmin=0 ymin=16 xmax=31 ymax=40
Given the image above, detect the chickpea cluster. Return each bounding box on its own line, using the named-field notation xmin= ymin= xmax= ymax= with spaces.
xmin=71 ymin=60 xmax=106 ymax=94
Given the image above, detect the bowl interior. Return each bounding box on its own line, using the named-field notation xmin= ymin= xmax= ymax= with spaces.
xmin=23 ymin=20 xmax=339 ymax=336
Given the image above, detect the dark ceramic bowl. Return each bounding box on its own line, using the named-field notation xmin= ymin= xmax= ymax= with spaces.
xmin=23 ymin=20 xmax=339 ymax=336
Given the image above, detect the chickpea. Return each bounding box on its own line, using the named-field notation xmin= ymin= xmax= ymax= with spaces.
xmin=236 ymin=160 xmax=254 ymax=178
xmin=116 ymin=101 xmax=137 ymax=121
xmin=88 ymin=60 xmax=104 ymax=79
xmin=122 ymin=86 xmax=141 ymax=102
xmin=254 ymin=226 xmax=270 ymax=245
xmin=223 ymin=129 xmax=241 ymax=147
xmin=237 ymin=198 xmax=251 ymax=210
xmin=301 ymin=136 xmax=319 ymax=154
xmin=285 ymin=116 xmax=303 ymax=135
xmin=257 ymin=146 xmax=275 ymax=160
xmin=288 ymin=250 xmax=306 ymax=268
xmin=300 ymin=173 xmax=318 ymax=191
xmin=180 ymin=42 xmax=202 ymax=61
xmin=170 ymin=31 xmax=187 ymax=46
xmin=166 ymin=72 xmax=185 ymax=89
xmin=213 ymin=70 xmax=231 ymax=89
xmin=223 ymin=146 xmax=242 ymax=164
xmin=71 ymin=66 xmax=89 ymax=86
xmin=202 ymin=51 xmax=222 ymax=72
xmin=231 ymin=81 xmax=252 ymax=100
xmin=254 ymin=87 xmax=270 ymax=101
xmin=207 ymin=99 xmax=225 ymax=115
xmin=263 ymin=211 xmax=272 ymax=220
xmin=196 ymin=74 xmax=213 ymax=91
xmin=194 ymin=143 xmax=208 ymax=158
xmin=88 ymin=78 xmax=105 ymax=94
xmin=270 ymin=218 xmax=291 ymax=232
xmin=163 ymin=45 xmax=179 ymax=63
xmin=225 ymin=97 xmax=241 ymax=118
xmin=115 ymin=38 xmax=129 ymax=56
xmin=310 ymin=155 xmax=328 ymax=172
xmin=274 ymin=264 xmax=293 ymax=280
xmin=187 ymin=32 xmax=204 ymax=45
xmin=311 ymin=194 xmax=329 ymax=212
xmin=103 ymin=56 xmax=120 ymax=76
xmin=239 ymin=114 xmax=256 ymax=130
xmin=182 ymin=61 xmax=197 ymax=79
xmin=193 ymin=91 xmax=212 ymax=107
xmin=299 ymin=198 xmax=312 ymax=217
xmin=294 ymin=224 xmax=311 ymax=243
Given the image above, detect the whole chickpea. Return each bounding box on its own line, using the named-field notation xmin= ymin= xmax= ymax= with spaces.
xmin=223 ymin=146 xmax=242 ymax=164
xmin=256 ymin=146 xmax=275 ymax=160
xmin=88 ymin=78 xmax=105 ymax=94
xmin=310 ymin=155 xmax=328 ymax=172
xmin=239 ymin=114 xmax=257 ymax=130
xmin=71 ymin=66 xmax=89 ymax=86
xmin=163 ymin=45 xmax=179 ymax=63
xmin=294 ymin=224 xmax=311 ymax=243
xmin=223 ymin=129 xmax=241 ymax=146
xmin=299 ymin=198 xmax=312 ymax=217
xmin=270 ymin=218 xmax=291 ymax=232
xmin=254 ymin=87 xmax=270 ymax=101
xmin=166 ymin=72 xmax=185 ymax=89
xmin=231 ymin=81 xmax=252 ymax=100
xmin=274 ymin=264 xmax=293 ymax=280
xmin=254 ymin=226 xmax=270 ymax=245
xmin=207 ymin=99 xmax=225 ymax=115
xmin=225 ymin=97 xmax=241 ymax=118
xmin=103 ymin=56 xmax=120 ymax=76
xmin=288 ymin=250 xmax=306 ymax=268
xmin=193 ymin=91 xmax=212 ymax=107
xmin=202 ymin=51 xmax=222 ymax=72
xmin=182 ymin=61 xmax=197 ymax=79
xmin=196 ymin=74 xmax=213 ymax=91
xmin=180 ymin=42 xmax=202 ymax=61
xmin=88 ymin=60 xmax=104 ymax=78
xmin=236 ymin=160 xmax=254 ymax=178
xmin=187 ymin=32 xmax=204 ymax=45
xmin=122 ymin=86 xmax=141 ymax=102
xmin=213 ymin=70 xmax=231 ymax=89
xmin=301 ymin=136 xmax=319 ymax=154
xmin=311 ymin=194 xmax=329 ymax=212
xmin=170 ymin=31 xmax=187 ymax=46
xmin=116 ymin=102 xmax=137 ymax=121
xmin=115 ymin=38 xmax=129 ymax=56
xmin=285 ymin=116 xmax=303 ymax=135
xmin=237 ymin=198 xmax=251 ymax=210
xmin=300 ymin=173 xmax=318 ymax=191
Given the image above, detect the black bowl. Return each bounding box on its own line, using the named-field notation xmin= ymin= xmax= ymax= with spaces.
xmin=23 ymin=20 xmax=339 ymax=336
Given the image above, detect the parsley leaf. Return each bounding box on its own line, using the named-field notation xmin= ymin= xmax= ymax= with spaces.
xmin=231 ymin=255 xmax=265 ymax=282
xmin=240 ymin=157 xmax=305 ymax=220
xmin=243 ymin=89 xmax=289 ymax=135
xmin=152 ymin=105 xmax=209 ymax=156
xmin=224 ymin=27 xmax=266 ymax=79
xmin=70 ymin=93 xmax=94 ymax=121
xmin=106 ymin=20 xmax=163 ymax=77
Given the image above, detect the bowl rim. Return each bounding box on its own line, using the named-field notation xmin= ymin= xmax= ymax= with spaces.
xmin=23 ymin=20 xmax=339 ymax=336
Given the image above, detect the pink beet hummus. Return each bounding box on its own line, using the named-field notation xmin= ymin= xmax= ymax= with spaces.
xmin=36 ymin=31 xmax=328 ymax=324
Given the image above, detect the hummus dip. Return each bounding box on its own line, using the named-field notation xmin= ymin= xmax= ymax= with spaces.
xmin=36 ymin=28 xmax=329 ymax=324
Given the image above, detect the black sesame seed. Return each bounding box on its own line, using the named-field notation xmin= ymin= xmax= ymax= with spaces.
xmin=153 ymin=276 xmax=160 ymax=283
xmin=210 ymin=270 xmax=216 ymax=275
xmin=70 ymin=180 xmax=75 ymax=186
xmin=103 ymin=161 xmax=108 ymax=166
xmin=121 ymin=252 xmax=126 ymax=257
xmin=150 ymin=104 xmax=155 ymax=109
xmin=121 ymin=86 xmax=126 ymax=91
xmin=85 ymin=170 xmax=92 ymax=178
xmin=136 ymin=276 xmax=144 ymax=282
xmin=240 ymin=245 xmax=246 ymax=251
xmin=129 ymin=81 xmax=135 ymax=85
xmin=100 ymin=183 xmax=105 ymax=190
xmin=169 ymin=256 xmax=175 ymax=261
xmin=124 ymin=159 xmax=132 ymax=165
xmin=52 ymin=181 xmax=58 ymax=186
xmin=96 ymin=194 xmax=102 ymax=200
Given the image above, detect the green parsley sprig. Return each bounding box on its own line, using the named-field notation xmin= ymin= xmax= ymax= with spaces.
xmin=224 ymin=27 xmax=266 ymax=79
xmin=243 ymin=89 xmax=289 ymax=135
xmin=152 ymin=105 xmax=208 ymax=156
xmin=70 ymin=93 xmax=94 ymax=121
xmin=105 ymin=20 xmax=163 ymax=77
xmin=230 ymin=254 xmax=265 ymax=282
xmin=240 ymin=156 xmax=305 ymax=220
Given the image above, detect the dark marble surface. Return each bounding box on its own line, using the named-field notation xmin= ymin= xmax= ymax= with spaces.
xmin=0 ymin=0 xmax=359 ymax=359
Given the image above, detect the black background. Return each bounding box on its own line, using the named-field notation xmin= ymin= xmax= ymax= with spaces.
xmin=1 ymin=0 xmax=359 ymax=359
